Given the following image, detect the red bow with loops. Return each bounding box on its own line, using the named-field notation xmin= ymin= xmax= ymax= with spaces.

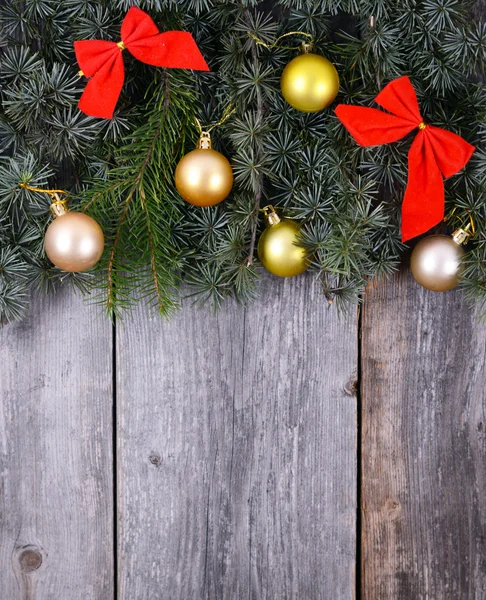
xmin=74 ymin=6 xmax=209 ymax=119
xmin=335 ymin=76 xmax=475 ymax=242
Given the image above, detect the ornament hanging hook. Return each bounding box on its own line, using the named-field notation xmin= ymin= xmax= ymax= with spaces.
xmin=19 ymin=183 xmax=70 ymax=217
xmin=194 ymin=103 xmax=236 ymax=137
xmin=19 ymin=182 xmax=69 ymax=200
xmin=446 ymin=207 xmax=476 ymax=237
xmin=247 ymin=31 xmax=314 ymax=51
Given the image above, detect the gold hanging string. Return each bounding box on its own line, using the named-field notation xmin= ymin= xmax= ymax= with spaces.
xmin=19 ymin=183 xmax=69 ymax=206
xmin=247 ymin=31 xmax=314 ymax=51
xmin=446 ymin=207 xmax=476 ymax=236
xmin=194 ymin=103 xmax=237 ymax=135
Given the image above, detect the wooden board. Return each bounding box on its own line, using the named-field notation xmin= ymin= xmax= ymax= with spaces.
xmin=361 ymin=269 xmax=486 ymax=599
xmin=0 ymin=289 xmax=114 ymax=600
xmin=116 ymin=274 xmax=358 ymax=599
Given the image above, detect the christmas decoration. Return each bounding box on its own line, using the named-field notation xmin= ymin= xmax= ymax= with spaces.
xmin=257 ymin=206 xmax=308 ymax=278
xmin=45 ymin=205 xmax=104 ymax=273
xmin=175 ymin=127 xmax=234 ymax=207
xmin=74 ymin=6 xmax=209 ymax=119
xmin=280 ymin=44 xmax=339 ymax=113
xmin=20 ymin=185 xmax=104 ymax=273
xmin=335 ymin=76 xmax=476 ymax=242
xmin=410 ymin=226 xmax=472 ymax=292
xmin=1 ymin=0 xmax=486 ymax=324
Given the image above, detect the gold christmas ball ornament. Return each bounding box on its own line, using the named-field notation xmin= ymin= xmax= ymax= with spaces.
xmin=44 ymin=199 xmax=104 ymax=272
xmin=257 ymin=206 xmax=309 ymax=278
xmin=410 ymin=227 xmax=471 ymax=292
xmin=280 ymin=44 xmax=339 ymax=113
xmin=175 ymin=132 xmax=233 ymax=207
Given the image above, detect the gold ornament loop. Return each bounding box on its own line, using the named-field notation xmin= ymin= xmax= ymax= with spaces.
xmin=446 ymin=207 xmax=476 ymax=242
xmin=465 ymin=211 xmax=475 ymax=235
xmin=19 ymin=182 xmax=69 ymax=199
xmin=418 ymin=122 xmax=427 ymax=130
xmin=194 ymin=103 xmax=236 ymax=136
xmin=247 ymin=31 xmax=314 ymax=51
xmin=19 ymin=183 xmax=70 ymax=217
xmin=51 ymin=193 xmax=69 ymax=206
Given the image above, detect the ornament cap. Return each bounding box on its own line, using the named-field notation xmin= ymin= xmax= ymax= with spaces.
xmin=300 ymin=42 xmax=313 ymax=54
xmin=451 ymin=224 xmax=472 ymax=246
xmin=262 ymin=205 xmax=281 ymax=226
xmin=197 ymin=131 xmax=212 ymax=149
xmin=49 ymin=193 xmax=69 ymax=218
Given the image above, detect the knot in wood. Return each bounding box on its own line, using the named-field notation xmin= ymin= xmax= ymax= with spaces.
xmin=344 ymin=377 xmax=358 ymax=396
xmin=384 ymin=499 xmax=401 ymax=521
xmin=149 ymin=453 xmax=161 ymax=467
xmin=19 ymin=548 xmax=42 ymax=572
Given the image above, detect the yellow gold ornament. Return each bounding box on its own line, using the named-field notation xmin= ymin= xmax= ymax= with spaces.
xmin=280 ymin=44 xmax=339 ymax=113
xmin=257 ymin=206 xmax=308 ymax=278
xmin=410 ymin=226 xmax=471 ymax=292
xmin=44 ymin=195 xmax=104 ymax=272
xmin=175 ymin=132 xmax=233 ymax=207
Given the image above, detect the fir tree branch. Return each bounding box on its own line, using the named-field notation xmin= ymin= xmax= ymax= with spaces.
xmin=1 ymin=0 xmax=485 ymax=321
xmin=244 ymin=8 xmax=265 ymax=267
xmin=107 ymin=73 xmax=171 ymax=313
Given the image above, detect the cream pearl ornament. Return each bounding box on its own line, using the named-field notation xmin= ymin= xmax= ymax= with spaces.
xmin=44 ymin=197 xmax=104 ymax=272
xmin=410 ymin=227 xmax=471 ymax=292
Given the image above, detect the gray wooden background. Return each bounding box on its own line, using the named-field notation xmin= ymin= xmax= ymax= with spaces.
xmin=1 ymin=269 xmax=485 ymax=599
xmin=2 ymin=4 xmax=486 ymax=597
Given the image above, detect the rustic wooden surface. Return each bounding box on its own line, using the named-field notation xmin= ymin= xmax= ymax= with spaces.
xmin=1 ymin=270 xmax=486 ymax=599
xmin=361 ymin=269 xmax=486 ymax=600
xmin=116 ymin=275 xmax=358 ymax=599
xmin=0 ymin=289 xmax=114 ymax=600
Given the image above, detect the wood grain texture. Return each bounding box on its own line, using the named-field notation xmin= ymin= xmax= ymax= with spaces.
xmin=0 ymin=289 xmax=114 ymax=600
xmin=361 ymin=270 xmax=486 ymax=599
xmin=116 ymin=274 xmax=358 ymax=600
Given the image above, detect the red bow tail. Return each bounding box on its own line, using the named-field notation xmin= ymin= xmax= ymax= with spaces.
xmin=335 ymin=76 xmax=475 ymax=241
xmin=75 ymin=41 xmax=125 ymax=119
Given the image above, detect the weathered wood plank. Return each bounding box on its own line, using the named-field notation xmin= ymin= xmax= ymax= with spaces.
xmin=117 ymin=274 xmax=358 ymax=599
xmin=361 ymin=270 xmax=486 ymax=599
xmin=0 ymin=289 xmax=114 ymax=600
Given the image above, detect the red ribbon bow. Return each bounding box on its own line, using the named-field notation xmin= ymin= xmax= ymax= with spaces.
xmin=74 ymin=6 xmax=209 ymax=119
xmin=335 ymin=76 xmax=475 ymax=242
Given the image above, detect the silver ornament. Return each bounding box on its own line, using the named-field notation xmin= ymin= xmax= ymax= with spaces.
xmin=410 ymin=232 xmax=466 ymax=292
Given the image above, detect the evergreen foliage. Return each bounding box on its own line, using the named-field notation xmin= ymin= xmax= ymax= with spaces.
xmin=1 ymin=0 xmax=485 ymax=323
